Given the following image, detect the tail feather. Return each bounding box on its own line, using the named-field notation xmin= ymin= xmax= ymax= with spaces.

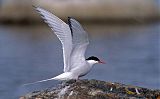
xmin=23 ymin=77 xmax=55 ymax=86
xmin=23 ymin=72 xmax=75 ymax=86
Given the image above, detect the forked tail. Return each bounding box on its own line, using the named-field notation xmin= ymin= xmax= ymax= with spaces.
xmin=23 ymin=72 xmax=74 ymax=86
xmin=23 ymin=77 xmax=55 ymax=86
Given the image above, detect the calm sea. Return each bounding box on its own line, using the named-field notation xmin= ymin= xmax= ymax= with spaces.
xmin=0 ymin=23 xmax=159 ymax=99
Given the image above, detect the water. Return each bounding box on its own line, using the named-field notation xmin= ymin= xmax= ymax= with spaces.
xmin=0 ymin=23 xmax=159 ymax=99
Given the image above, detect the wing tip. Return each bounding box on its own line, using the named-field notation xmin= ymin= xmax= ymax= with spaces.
xmin=68 ymin=17 xmax=74 ymax=37
xmin=68 ymin=17 xmax=76 ymax=21
xmin=32 ymin=5 xmax=40 ymax=9
xmin=32 ymin=5 xmax=37 ymax=8
xmin=32 ymin=5 xmax=45 ymax=18
xmin=32 ymin=5 xmax=41 ymax=13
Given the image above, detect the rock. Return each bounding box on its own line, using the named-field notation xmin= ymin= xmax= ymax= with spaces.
xmin=20 ymin=79 xmax=160 ymax=99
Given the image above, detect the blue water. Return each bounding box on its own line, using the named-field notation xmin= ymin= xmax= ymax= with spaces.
xmin=0 ymin=23 xmax=159 ymax=99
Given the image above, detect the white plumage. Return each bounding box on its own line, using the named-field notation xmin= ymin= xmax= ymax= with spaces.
xmin=24 ymin=6 xmax=105 ymax=85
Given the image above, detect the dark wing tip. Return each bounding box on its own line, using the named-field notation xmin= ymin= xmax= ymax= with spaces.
xmin=68 ymin=16 xmax=74 ymax=20
xmin=32 ymin=5 xmax=38 ymax=9
xmin=32 ymin=5 xmax=42 ymax=15
xmin=68 ymin=17 xmax=71 ymax=19
xmin=32 ymin=5 xmax=40 ymax=12
xmin=68 ymin=17 xmax=73 ymax=37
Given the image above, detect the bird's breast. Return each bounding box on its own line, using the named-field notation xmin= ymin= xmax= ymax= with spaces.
xmin=71 ymin=63 xmax=92 ymax=77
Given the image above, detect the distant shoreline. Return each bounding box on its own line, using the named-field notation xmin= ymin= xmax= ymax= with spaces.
xmin=0 ymin=16 xmax=159 ymax=25
xmin=0 ymin=0 xmax=159 ymax=25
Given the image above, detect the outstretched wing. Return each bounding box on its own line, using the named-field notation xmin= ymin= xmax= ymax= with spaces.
xmin=35 ymin=7 xmax=72 ymax=72
xmin=68 ymin=17 xmax=89 ymax=69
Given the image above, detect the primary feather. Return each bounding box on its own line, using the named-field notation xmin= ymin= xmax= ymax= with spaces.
xmin=68 ymin=17 xmax=89 ymax=69
xmin=36 ymin=7 xmax=72 ymax=72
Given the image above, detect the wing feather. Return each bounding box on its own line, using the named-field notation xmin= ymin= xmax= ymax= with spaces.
xmin=68 ymin=17 xmax=89 ymax=68
xmin=35 ymin=7 xmax=72 ymax=72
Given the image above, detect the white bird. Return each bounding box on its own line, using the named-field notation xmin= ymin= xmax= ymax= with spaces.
xmin=24 ymin=6 xmax=105 ymax=85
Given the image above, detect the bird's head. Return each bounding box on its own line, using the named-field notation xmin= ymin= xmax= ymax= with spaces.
xmin=86 ymin=56 xmax=105 ymax=65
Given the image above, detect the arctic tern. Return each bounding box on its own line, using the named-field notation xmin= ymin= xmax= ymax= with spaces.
xmin=24 ymin=6 xmax=105 ymax=85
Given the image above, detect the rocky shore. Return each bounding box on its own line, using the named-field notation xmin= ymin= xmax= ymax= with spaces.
xmin=20 ymin=79 xmax=160 ymax=99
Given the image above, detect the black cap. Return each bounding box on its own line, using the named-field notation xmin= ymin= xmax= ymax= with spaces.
xmin=86 ymin=56 xmax=100 ymax=61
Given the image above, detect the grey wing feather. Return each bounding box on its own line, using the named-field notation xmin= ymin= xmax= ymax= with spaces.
xmin=35 ymin=7 xmax=72 ymax=72
xmin=68 ymin=17 xmax=89 ymax=68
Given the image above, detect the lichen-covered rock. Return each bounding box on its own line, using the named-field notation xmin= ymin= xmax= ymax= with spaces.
xmin=20 ymin=79 xmax=160 ymax=99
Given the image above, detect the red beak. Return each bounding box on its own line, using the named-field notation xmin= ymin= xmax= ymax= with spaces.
xmin=99 ymin=61 xmax=106 ymax=64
